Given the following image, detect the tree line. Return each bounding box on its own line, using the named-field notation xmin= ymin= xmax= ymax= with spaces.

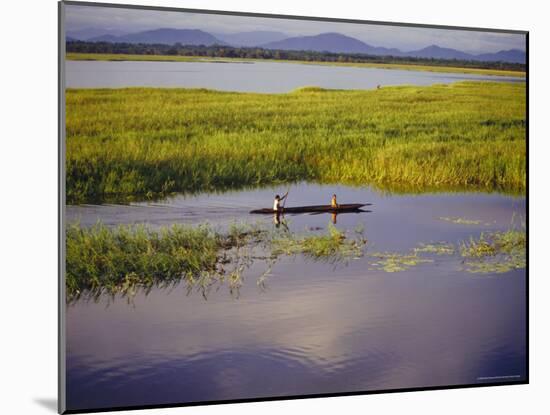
xmin=66 ymin=40 xmax=526 ymax=72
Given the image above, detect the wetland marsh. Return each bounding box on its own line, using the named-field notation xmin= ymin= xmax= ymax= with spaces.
xmin=64 ymin=50 xmax=527 ymax=411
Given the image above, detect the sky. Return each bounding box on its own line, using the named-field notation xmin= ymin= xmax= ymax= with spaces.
xmin=65 ymin=4 xmax=526 ymax=54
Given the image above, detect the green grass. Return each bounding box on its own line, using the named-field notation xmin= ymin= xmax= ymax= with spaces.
xmin=459 ymin=223 xmax=526 ymax=274
xmin=300 ymin=60 xmax=525 ymax=78
xmin=66 ymin=222 xmax=368 ymax=300
xmin=270 ymin=223 xmax=366 ymax=262
xmin=460 ymin=229 xmax=526 ymax=258
xmin=66 ymin=223 xmax=222 ymax=298
xmin=66 ymin=82 xmax=526 ymax=203
xmin=66 ymin=52 xmax=526 ymax=78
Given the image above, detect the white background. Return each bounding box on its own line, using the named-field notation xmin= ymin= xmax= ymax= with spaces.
xmin=1 ymin=0 xmax=547 ymax=413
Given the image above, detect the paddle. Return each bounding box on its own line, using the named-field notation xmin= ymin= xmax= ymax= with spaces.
xmin=282 ymin=188 xmax=290 ymax=209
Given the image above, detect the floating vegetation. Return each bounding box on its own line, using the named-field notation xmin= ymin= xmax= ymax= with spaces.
xmin=66 ymin=213 xmax=527 ymax=301
xmin=460 ymin=227 xmax=525 ymax=258
xmin=462 ymin=259 xmax=526 ymax=274
xmin=439 ymin=216 xmax=484 ymax=225
xmin=65 ymin=222 xmax=262 ymax=302
xmin=369 ymin=252 xmax=433 ymax=273
xmin=66 ymin=221 xmax=368 ymax=301
xmin=414 ymin=242 xmax=455 ymax=255
xmin=270 ymin=223 xmax=367 ymax=263
xmin=368 ymin=217 xmax=525 ymax=274
xmin=459 ymin=227 xmax=526 ymax=274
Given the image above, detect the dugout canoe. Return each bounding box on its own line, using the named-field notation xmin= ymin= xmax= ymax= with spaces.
xmin=250 ymin=203 xmax=370 ymax=214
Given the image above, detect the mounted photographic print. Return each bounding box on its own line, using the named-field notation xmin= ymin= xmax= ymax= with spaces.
xmin=58 ymin=1 xmax=528 ymax=413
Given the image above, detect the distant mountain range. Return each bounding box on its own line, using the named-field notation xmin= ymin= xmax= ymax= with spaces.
xmin=66 ymin=27 xmax=526 ymax=64
xmin=261 ymin=33 xmax=525 ymax=63
xmin=213 ymin=31 xmax=287 ymax=47
xmin=261 ymin=32 xmax=403 ymax=56
xmin=66 ymin=27 xmax=128 ymax=40
xmin=88 ymin=28 xmax=227 ymax=47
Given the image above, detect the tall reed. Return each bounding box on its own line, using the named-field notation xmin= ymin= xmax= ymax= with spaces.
xmin=66 ymin=82 xmax=526 ymax=203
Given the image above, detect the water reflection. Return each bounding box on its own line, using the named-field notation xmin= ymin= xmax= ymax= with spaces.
xmin=66 ymin=260 xmax=526 ymax=410
xmin=65 ymin=184 xmax=526 ymax=410
xmin=272 ymin=212 xmax=289 ymax=231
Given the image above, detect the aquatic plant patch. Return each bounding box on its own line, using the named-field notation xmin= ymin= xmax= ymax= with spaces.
xmin=66 ymin=222 xmax=369 ymax=301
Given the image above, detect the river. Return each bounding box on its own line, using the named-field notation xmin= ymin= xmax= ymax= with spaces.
xmin=65 ymin=59 xmax=524 ymax=92
xmin=65 ymin=183 xmax=526 ymax=410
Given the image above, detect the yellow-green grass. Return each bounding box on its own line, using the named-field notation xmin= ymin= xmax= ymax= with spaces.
xmin=66 ymin=223 xmax=221 ymax=298
xmin=459 ymin=224 xmax=526 ymax=274
xmin=66 ymin=222 xmax=366 ymax=299
xmin=300 ymin=61 xmax=525 ymax=78
xmin=271 ymin=222 xmax=366 ymax=261
xmin=66 ymin=82 xmax=526 ymax=203
xmin=66 ymin=52 xmax=526 ymax=78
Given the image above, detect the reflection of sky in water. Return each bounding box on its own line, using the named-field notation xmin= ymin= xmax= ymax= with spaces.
xmin=65 ymin=60 xmax=524 ymax=92
xmin=66 ymin=184 xmax=526 ymax=411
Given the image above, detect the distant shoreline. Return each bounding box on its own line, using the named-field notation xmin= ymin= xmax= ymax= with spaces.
xmin=66 ymin=52 xmax=526 ymax=78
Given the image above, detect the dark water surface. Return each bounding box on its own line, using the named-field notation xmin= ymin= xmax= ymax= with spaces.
xmin=66 ymin=183 xmax=526 ymax=411
xmin=65 ymin=60 xmax=524 ymax=92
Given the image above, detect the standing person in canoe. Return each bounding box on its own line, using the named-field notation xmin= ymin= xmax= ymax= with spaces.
xmin=331 ymin=194 xmax=339 ymax=208
xmin=331 ymin=194 xmax=339 ymax=224
xmin=273 ymin=191 xmax=289 ymax=212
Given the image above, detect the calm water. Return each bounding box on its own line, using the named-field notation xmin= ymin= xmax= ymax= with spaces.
xmin=65 ymin=60 xmax=524 ymax=92
xmin=66 ymin=183 xmax=526 ymax=411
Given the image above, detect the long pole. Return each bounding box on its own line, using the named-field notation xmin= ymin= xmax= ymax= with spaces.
xmin=282 ymin=187 xmax=290 ymax=209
